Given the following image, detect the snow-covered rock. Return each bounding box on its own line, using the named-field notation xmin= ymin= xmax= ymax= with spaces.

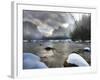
xmin=23 ymin=60 xmax=48 ymax=69
xmin=33 ymin=61 xmax=48 ymax=69
xmin=23 ymin=53 xmax=48 ymax=69
xmin=23 ymin=53 xmax=40 ymax=61
xmin=66 ymin=53 xmax=89 ymax=66
xmin=83 ymin=47 xmax=90 ymax=52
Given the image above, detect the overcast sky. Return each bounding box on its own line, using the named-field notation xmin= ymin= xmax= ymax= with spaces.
xmin=23 ymin=10 xmax=90 ymax=39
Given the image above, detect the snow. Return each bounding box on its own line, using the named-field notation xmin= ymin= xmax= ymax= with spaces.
xmin=32 ymin=61 xmax=48 ymax=69
xmin=23 ymin=53 xmax=48 ymax=69
xmin=67 ymin=53 xmax=89 ymax=66
xmin=23 ymin=60 xmax=48 ymax=69
xmin=84 ymin=47 xmax=90 ymax=51
xmin=23 ymin=53 xmax=40 ymax=61
xmin=65 ymin=39 xmax=72 ymax=42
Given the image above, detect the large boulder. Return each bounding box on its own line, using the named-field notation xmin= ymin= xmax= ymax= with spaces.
xmin=23 ymin=53 xmax=48 ymax=69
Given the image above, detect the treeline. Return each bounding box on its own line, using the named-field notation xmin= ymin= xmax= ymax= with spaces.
xmin=70 ymin=14 xmax=91 ymax=41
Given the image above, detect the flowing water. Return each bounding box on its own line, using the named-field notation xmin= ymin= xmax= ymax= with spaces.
xmin=23 ymin=41 xmax=90 ymax=68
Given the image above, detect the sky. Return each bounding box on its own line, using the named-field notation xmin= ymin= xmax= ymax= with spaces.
xmin=23 ymin=10 xmax=90 ymax=39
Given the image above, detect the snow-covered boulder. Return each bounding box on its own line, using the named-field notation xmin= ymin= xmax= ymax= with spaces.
xmin=23 ymin=53 xmax=40 ymax=61
xmin=23 ymin=53 xmax=48 ymax=69
xmin=23 ymin=60 xmax=48 ymax=69
xmin=83 ymin=47 xmax=90 ymax=52
xmin=66 ymin=53 xmax=89 ymax=66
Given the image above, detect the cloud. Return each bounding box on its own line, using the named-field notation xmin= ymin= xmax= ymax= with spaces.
xmin=37 ymin=24 xmax=54 ymax=37
xmin=62 ymin=23 xmax=69 ymax=28
xmin=23 ymin=10 xmax=87 ymax=39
